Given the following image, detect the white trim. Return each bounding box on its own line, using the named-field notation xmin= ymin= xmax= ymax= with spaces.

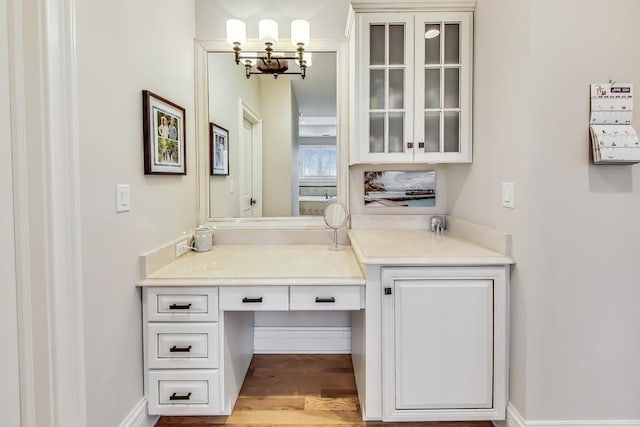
xmin=195 ymin=39 xmax=349 ymax=227
xmin=506 ymin=403 xmax=527 ymax=427
xmin=7 ymin=0 xmax=37 ymax=424
xmin=505 ymin=403 xmax=640 ymax=427
xmin=41 ymin=0 xmax=88 ymax=423
xmin=254 ymin=326 xmax=351 ymax=354
xmin=350 ymin=0 xmax=477 ymax=13
xmin=344 ymin=5 xmax=356 ymax=39
xmin=118 ymin=398 xmax=159 ymax=427
xmin=9 ymin=0 xmax=87 ymax=424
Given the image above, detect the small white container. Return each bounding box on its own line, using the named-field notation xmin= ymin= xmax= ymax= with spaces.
xmin=193 ymin=227 xmax=213 ymax=252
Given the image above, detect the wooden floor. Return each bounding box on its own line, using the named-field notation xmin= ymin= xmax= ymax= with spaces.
xmin=156 ymin=354 xmax=493 ymax=427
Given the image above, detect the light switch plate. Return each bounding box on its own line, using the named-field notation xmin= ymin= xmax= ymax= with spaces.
xmin=116 ymin=184 xmax=130 ymax=212
xmin=502 ymin=182 xmax=515 ymax=209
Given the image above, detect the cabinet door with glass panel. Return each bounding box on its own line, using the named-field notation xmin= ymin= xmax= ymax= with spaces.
xmin=355 ymin=12 xmax=472 ymax=164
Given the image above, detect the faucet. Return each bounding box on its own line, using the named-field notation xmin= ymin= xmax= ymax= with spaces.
xmin=430 ymin=216 xmax=445 ymax=233
xmin=325 ymin=192 xmax=328 ymax=199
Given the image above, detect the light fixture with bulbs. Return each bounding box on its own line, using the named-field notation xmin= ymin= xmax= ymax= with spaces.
xmin=226 ymin=18 xmax=311 ymax=79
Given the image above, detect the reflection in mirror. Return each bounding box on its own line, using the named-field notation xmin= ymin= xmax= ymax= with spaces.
xmin=207 ymin=51 xmax=337 ymax=219
xmin=323 ymin=201 xmax=349 ymax=251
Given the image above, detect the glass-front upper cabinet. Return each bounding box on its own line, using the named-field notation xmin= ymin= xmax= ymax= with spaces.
xmin=352 ymin=11 xmax=473 ymax=164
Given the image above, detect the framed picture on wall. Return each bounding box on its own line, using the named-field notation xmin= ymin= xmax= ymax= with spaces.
xmin=210 ymin=122 xmax=229 ymax=176
xmin=142 ymin=90 xmax=186 ymax=175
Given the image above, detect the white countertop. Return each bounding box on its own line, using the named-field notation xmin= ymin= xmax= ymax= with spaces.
xmin=348 ymin=229 xmax=514 ymax=266
xmin=138 ymin=244 xmax=366 ymax=287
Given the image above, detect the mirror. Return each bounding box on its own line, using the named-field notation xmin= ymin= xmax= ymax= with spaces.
xmin=206 ymin=50 xmax=338 ymax=220
xmin=323 ymin=201 xmax=349 ymax=251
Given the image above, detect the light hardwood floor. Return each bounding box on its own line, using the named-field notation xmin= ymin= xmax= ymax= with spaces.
xmin=156 ymin=354 xmax=493 ymax=427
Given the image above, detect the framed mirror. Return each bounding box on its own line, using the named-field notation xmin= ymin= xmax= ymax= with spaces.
xmin=195 ymin=40 xmax=349 ymax=227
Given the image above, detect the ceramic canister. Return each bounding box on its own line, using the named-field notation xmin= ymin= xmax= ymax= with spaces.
xmin=193 ymin=226 xmax=213 ymax=252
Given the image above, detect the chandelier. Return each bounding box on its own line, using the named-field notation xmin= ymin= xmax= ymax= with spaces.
xmin=226 ymin=18 xmax=311 ymax=79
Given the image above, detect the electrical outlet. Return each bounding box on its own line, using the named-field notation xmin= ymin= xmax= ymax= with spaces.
xmin=175 ymin=239 xmax=191 ymax=257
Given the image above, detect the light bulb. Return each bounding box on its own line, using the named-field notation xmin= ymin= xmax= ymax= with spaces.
xmin=291 ymin=19 xmax=310 ymax=46
xmin=259 ymin=19 xmax=278 ymax=45
xmin=226 ymin=19 xmax=246 ymax=46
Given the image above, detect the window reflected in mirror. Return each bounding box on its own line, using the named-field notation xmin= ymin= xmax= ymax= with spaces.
xmin=207 ymin=51 xmax=337 ymax=219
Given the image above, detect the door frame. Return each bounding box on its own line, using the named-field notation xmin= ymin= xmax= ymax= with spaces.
xmin=7 ymin=0 xmax=87 ymax=425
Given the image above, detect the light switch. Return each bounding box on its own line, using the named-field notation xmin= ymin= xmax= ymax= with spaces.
xmin=116 ymin=184 xmax=130 ymax=212
xmin=502 ymin=182 xmax=515 ymax=209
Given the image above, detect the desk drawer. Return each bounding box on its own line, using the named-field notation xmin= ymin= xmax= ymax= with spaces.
xmin=219 ymin=286 xmax=289 ymax=311
xmin=148 ymin=369 xmax=220 ymax=416
xmin=147 ymin=323 xmax=219 ymax=369
xmin=290 ymin=286 xmax=363 ymax=311
xmin=146 ymin=287 xmax=218 ymax=322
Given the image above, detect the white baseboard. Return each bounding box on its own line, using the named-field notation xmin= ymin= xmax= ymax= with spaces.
xmin=254 ymin=326 xmax=351 ymax=354
xmin=505 ymin=402 xmax=640 ymax=427
xmin=119 ymin=397 xmax=160 ymax=427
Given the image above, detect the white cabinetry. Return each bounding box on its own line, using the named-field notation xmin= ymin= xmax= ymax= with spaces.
xmin=381 ymin=267 xmax=507 ymax=421
xmin=351 ymin=9 xmax=473 ymax=164
xmin=143 ymin=287 xmax=221 ymax=416
xmin=143 ymin=284 xmax=364 ymax=416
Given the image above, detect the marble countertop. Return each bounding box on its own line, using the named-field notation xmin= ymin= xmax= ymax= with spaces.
xmin=137 ymin=244 xmax=366 ymax=287
xmin=348 ymin=229 xmax=514 ymax=266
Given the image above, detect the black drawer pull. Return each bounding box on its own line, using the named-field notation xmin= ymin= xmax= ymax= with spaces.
xmin=242 ymin=297 xmax=263 ymax=303
xmin=169 ymin=303 xmax=192 ymax=310
xmin=169 ymin=392 xmax=192 ymax=401
xmin=315 ymin=297 xmax=336 ymax=303
xmin=169 ymin=345 xmax=192 ymax=353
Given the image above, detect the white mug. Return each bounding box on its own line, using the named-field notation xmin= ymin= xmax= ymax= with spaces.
xmin=193 ymin=227 xmax=213 ymax=252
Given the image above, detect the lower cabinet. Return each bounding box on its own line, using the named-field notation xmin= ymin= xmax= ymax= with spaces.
xmin=381 ymin=266 xmax=508 ymax=421
xmin=143 ymin=284 xmax=364 ymax=416
xmin=143 ymin=287 xmax=222 ymax=416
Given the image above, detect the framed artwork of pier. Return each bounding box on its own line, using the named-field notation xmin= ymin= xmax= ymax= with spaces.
xmin=364 ymin=170 xmax=436 ymax=207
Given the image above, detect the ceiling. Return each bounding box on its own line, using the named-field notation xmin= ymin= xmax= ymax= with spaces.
xmin=197 ymin=0 xmax=344 ymax=119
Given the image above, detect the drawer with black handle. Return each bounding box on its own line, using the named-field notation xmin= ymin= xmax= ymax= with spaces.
xmin=145 ymin=287 xmax=219 ymax=322
xmin=289 ymin=285 xmax=363 ymax=310
xmin=148 ymin=369 xmax=220 ymax=416
xmin=147 ymin=323 xmax=219 ymax=369
xmin=219 ymin=286 xmax=289 ymax=311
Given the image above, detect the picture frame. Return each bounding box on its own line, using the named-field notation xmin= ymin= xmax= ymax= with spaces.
xmin=210 ymin=122 xmax=229 ymax=176
xmin=142 ymin=90 xmax=186 ymax=175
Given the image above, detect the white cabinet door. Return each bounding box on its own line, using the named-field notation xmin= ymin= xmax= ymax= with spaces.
xmin=357 ymin=13 xmax=415 ymax=163
xmin=393 ymin=279 xmax=493 ymax=410
xmin=413 ymin=12 xmax=473 ymax=163
xmin=381 ymin=266 xmax=508 ymax=421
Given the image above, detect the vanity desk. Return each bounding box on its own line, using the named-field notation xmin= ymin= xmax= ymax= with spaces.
xmin=138 ymin=226 xmax=513 ymax=422
xmin=138 ymin=244 xmax=365 ymax=416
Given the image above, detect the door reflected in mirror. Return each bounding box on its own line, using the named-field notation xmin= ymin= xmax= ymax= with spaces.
xmin=207 ymin=51 xmax=337 ymax=219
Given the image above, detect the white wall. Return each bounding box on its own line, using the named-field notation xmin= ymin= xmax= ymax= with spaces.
xmin=75 ymin=1 xmax=196 ymax=426
xmin=208 ymin=52 xmax=262 ymax=218
xmin=0 ymin=0 xmax=21 ymax=423
xmin=448 ymin=0 xmax=640 ymax=420
xmin=261 ymin=78 xmax=294 ymax=216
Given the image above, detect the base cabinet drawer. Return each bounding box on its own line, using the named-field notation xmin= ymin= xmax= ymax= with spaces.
xmin=290 ymin=286 xmax=363 ymax=310
xmin=147 ymin=323 xmax=219 ymax=369
xmin=219 ymin=286 xmax=289 ymax=311
xmin=148 ymin=370 xmax=220 ymax=416
xmin=146 ymin=287 xmax=219 ymax=322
